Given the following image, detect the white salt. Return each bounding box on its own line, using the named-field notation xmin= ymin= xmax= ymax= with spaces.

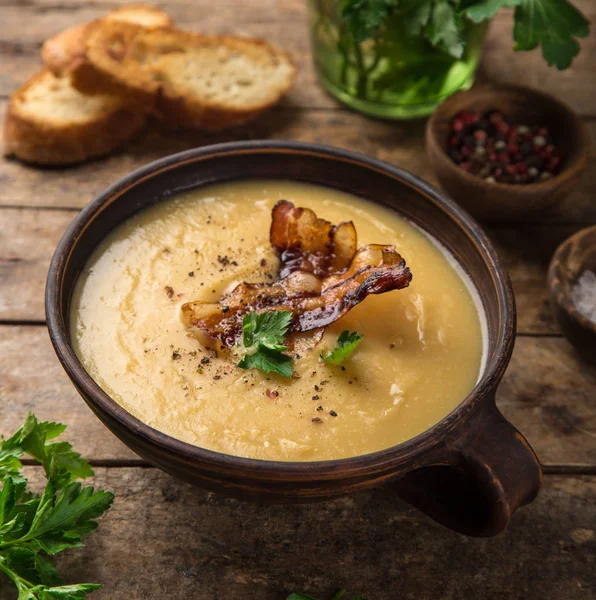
xmin=571 ymin=270 xmax=596 ymax=323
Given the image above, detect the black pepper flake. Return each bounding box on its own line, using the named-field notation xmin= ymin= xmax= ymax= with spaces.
xmin=231 ymin=260 xmax=238 ymax=266
xmin=312 ymin=395 xmax=320 ymax=401
xmin=194 ymin=249 xmax=200 ymax=254
xmin=188 ymin=271 xmax=194 ymax=277
xmin=389 ymin=343 xmax=396 ymax=349
xmin=311 ymin=417 xmax=323 ymax=424
xmin=172 ymin=352 xmax=181 ymax=360
xmin=222 ymin=306 xmax=230 ymax=313
xmin=320 ymin=380 xmax=329 ymax=385
xmin=316 ymin=406 xmax=324 ymax=411
xmin=201 ymin=356 xmax=210 ymax=365
xmin=260 ymin=258 xmax=267 ymax=267
xmin=164 ymin=285 xmax=174 ymax=298
xmin=329 ymin=410 xmax=338 ymax=417
xmin=213 ymin=375 xmax=221 ymax=380
xmin=340 ymin=366 xmax=346 ymax=371
xmin=314 ymin=385 xmax=321 ymax=392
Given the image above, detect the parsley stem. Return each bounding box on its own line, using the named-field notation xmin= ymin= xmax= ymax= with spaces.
xmin=0 ymin=558 xmax=33 ymax=591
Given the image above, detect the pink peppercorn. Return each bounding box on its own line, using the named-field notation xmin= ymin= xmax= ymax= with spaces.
xmin=452 ymin=118 xmax=465 ymax=132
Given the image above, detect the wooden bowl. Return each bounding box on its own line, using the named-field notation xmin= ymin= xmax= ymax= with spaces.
xmin=548 ymin=226 xmax=596 ymax=363
xmin=426 ymin=84 xmax=590 ymax=221
xmin=46 ymin=141 xmax=542 ymax=537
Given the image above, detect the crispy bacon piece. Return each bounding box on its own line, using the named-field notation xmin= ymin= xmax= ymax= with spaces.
xmin=181 ymin=244 xmax=412 ymax=347
xmin=270 ymin=200 xmax=357 ymax=278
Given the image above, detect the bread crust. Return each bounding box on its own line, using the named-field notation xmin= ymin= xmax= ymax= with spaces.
xmin=76 ymin=25 xmax=296 ymax=129
xmin=42 ymin=4 xmax=172 ymax=76
xmin=3 ymin=70 xmax=147 ymax=165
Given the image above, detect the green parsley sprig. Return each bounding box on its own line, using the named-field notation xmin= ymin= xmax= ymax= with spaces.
xmin=340 ymin=0 xmax=590 ymax=69
xmin=0 ymin=413 xmax=113 ymax=599
xmin=237 ymin=310 xmax=295 ymax=377
xmin=320 ymin=330 xmax=364 ymax=365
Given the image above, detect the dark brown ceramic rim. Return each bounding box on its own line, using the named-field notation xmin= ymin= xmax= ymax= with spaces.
xmin=46 ymin=140 xmax=514 ymax=479
xmin=427 ymin=83 xmax=590 ymax=191
xmin=548 ymin=225 xmax=596 ymax=336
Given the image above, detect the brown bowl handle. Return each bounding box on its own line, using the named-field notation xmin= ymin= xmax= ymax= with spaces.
xmin=392 ymin=399 xmax=542 ymax=537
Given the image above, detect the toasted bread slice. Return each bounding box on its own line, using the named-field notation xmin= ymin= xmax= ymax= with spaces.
xmin=3 ymin=70 xmax=147 ymax=165
xmin=42 ymin=4 xmax=172 ymax=75
xmin=75 ymin=24 xmax=296 ymax=129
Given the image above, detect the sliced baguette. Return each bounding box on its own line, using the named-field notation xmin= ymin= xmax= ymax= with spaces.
xmin=42 ymin=4 xmax=172 ymax=76
xmin=3 ymin=70 xmax=147 ymax=165
xmin=74 ymin=24 xmax=296 ymax=129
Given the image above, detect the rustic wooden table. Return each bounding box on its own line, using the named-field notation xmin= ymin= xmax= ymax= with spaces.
xmin=1 ymin=1 xmax=595 ymax=598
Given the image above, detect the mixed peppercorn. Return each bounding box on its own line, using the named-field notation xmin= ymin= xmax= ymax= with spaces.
xmin=447 ymin=110 xmax=561 ymax=185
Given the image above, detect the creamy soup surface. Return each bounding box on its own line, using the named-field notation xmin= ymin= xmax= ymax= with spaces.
xmin=71 ymin=181 xmax=485 ymax=461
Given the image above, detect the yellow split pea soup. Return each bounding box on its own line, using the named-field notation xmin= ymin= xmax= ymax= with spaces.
xmin=71 ymin=180 xmax=485 ymax=461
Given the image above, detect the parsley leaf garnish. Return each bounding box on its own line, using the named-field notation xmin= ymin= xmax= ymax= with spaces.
xmin=320 ymin=330 xmax=364 ymax=365
xmin=513 ymin=0 xmax=590 ymax=70
xmin=0 ymin=413 xmax=113 ymax=599
xmin=237 ymin=311 xmax=294 ymax=377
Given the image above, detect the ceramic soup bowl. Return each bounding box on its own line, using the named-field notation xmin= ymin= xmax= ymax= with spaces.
xmin=46 ymin=141 xmax=542 ymax=537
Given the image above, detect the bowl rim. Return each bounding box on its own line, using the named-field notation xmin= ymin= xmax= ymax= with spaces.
xmin=46 ymin=140 xmax=515 ymax=477
xmin=548 ymin=224 xmax=596 ymax=336
xmin=426 ymin=82 xmax=591 ymax=192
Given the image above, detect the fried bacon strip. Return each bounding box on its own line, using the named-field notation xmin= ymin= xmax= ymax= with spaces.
xmin=270 ymin=200 xmax=357 ymax=278
xmin=181 ymin=199 xmax=413 ymax=346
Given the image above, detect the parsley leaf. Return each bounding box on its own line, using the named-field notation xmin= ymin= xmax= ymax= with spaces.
xmin=320 ymin=330 xmax=364 ymax=365
xmin=425 ymin=1 xmax=464 ymax=58
xmin=459 ymin=0 xmax=522 ymax=22
xmin=341 ymin=0 xmax=396 ymax=43
xmin=237 ymin=311 xmax=294 ymax=377
xmin=242 ymin=310 xmax=292 ymax=351
xmin=0 ymin=413 xmax=113 ymax=599
xmin=513 ymin=0 xmax=590 ymax=69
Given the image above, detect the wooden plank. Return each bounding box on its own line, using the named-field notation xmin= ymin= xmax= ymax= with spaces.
xmin=0 ymin=208 xmax=75 ymax=322
xmin=1 ymin=105 xmax=595 ymax=224
xmin=0 ymin=326 xmax=138 ymax=461
xmin=1 ymin=327 xmax=594 ymax=466
xmin=0 ymin=205 xmax=587 ymax=335
xmin=1 ymin=0 xmax=595 ymax=115
xmin=5 ymin=467 xmax=593 ymax=599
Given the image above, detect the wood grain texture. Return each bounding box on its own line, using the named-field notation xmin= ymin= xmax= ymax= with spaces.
xmin=1 ymin=103 xmax=594 ymax=222
xmin=0 ymin=208 xmax=75 ymax=321
xmin=0 ymin=205 xmax=583 ymax=335
xmin=1 ymin=327 xmax=594 ymax=466
xmin=1 ymin=467 xmax=591 ymax=600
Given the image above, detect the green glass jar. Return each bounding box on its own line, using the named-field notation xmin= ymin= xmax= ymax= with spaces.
xmin=309 ymin=1 xmax=488 ymax=119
